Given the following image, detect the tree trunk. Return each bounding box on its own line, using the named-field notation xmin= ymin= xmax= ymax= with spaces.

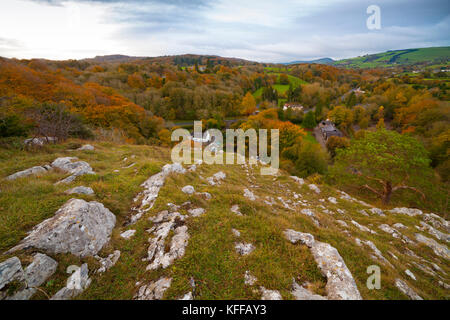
xmin=382 ymin=181 xmax=392 ymax=205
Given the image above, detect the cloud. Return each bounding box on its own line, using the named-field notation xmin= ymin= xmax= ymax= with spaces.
xmin=2 ymin=0 xmax=449 ymax=61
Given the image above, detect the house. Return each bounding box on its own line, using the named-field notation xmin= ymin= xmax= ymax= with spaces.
xmin=283 ymin=103 xmax=304 ymax=112
xmin=319 ymin=120 xmax=343 ymax=141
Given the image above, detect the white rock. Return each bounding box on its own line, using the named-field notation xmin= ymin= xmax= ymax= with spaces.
xmin=415 ymin=233 xmax=449 ymax=259
xmin=8 ymin=199 xmax=116 ymax=257
xmin=120 ymin=230 xmax=136 ymax=239
xmin=243 ymin=189 xmax=257 ymax=201
xmin=389 ymin=207 xmax=423 ymax=217
xmin=244 ymin=271 xmax=257 ymax=285
xmin=328 ymin=197 xmax=337 ymax=204
xmin=290 ymin=176 xmax=305 ymax=185
xmin=24 ymin=137 xmax=57 ymax=146
xmin=135 ymin=277 xmax=172 ymax=300
xmin=260 ymin=287 xmax=282 ymax=300
xmin=369 ymin=208 xmax=385 ymax=216
xmin=291 ymin=280 xmax=326 ymax=300
xmin=395 ymin=279 xmax=422 ymax=300
xmin=77 ymin=144 xmax=94 ymax=151
xmin=308 ymin=184 xmax=321 ymax=194
xmin=0 ymin=257 xmax=24 ymax=290
xmin=232 ymin=229 xmax=241 ymax=237
xmin=231 ymin=205 xmax=243 ymax=216
xmin=284 ymin=230 xmax=362 ymax=300
xmin=182 ymin=185 xmax=195 ymax=195
xmin=188 ymin=208 xmax=205 ymax=217
xmin=6 ymin=166 xmax=48 ymax=180
xmin=235 ymin=242 xmax=255 ymax=256
xmin=96 ymin=250 xmax=121 ymax=274
xmin=65 ymin=186 xmax=94 ymax=195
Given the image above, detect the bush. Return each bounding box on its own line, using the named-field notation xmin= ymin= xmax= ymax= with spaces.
xmin=0 ymin=114 xmax=30 ymax=137
xmin=326 ymin=136 xmax=350 ymax=158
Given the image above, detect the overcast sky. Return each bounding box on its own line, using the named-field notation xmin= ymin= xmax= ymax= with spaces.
xmin=0 ymin=0 xmax=449 ymax=62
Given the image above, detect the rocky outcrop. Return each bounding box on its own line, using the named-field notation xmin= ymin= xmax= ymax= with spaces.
xmin=415 ymin=233 xmax=449 ymax=260
xmin=394 ymin=279 xmax=422 ymax=300
xmin=8 ymin=199 xmax=116 ymax=257
xmin=96 ymin=250 xmax=121 ymax=274
xmin=145 ymin=210 xmax=189 ymax=271
xmin=418 ymin=221 xmax=449 ymax=243
xmin=1 ymin=254 xmax=57 ymax=300
xmin=284 ymin=229 xmax=362 ymax=300
xmin=130 ymin=163 xmax=186 ymax=224
xmin=51 ymin=264 xmax=91 ymax=300
xmin=135 ymin=277 xmax=172 ymax=300
xmin=52 ymin=157 xmax=95 ymax=184
xmin=389 ymin=207 xmax=423 ymax=217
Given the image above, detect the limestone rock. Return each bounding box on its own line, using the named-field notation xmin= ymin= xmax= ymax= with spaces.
xmin=24 ymin=137 xmax=57 ymax=146
xmin=77 ymin=144 xmax=94 ymax=151
xmin=418 ymin=221 xmax=449 ymax=243
xmin=130 ymin=163 xmax=186 ymax=224
xmin=51 ymin=264 xmax=91 ymax=300
xmin=120 ymin=230 xmax=136 ymax=239
xmin=0 ymin=257 xmax=24 ymax=290
xmin=405 ymin=269 xmax=416 ymax=281
xmin=179 ymin=292 xmax=193 ymax=300
xmin=135 ymin=277 xmax=172 ymax=300
xmin=52 ymin=157 xmax=95 ymax=184
xmin=291 ymin=280 xmax=327 ymax=300
xmin=182 ymin=185 xmax=195 ymax=195
xmin=395 ymin=279 xmax=422 ymax=300
xmin=231 ymin=205 xmax=243 ymax=216
xmin=423 ymin=213 xmax=449 ymax=233
xmin=96 ymin=250 xmax=121 ymax=274
xmin=207 ymin=171 xmax=226 ymax=186
xmin=389 ymin=207 xmax=423 ymax=217
xmin=235 ymin=242 xmax=255 ymax=256
xmin=244 ymin=271 xmax=257 ymax=285
xmin=415 ymin=233 xmax=449 ymax=259
xmin=260 ymin=287 xmax=282 ymax=300
xmin=6 ymin=166 xmax=48 ymax=180
xmin=8 ymin=199 xmax=116 ymax=257
xmin=232 ymin=229 xmax=241 ymax=237
xmin=284 ymin=230 xmax=362 ymax=300
xmin=65 ymin=186 xmax=94 ymax=195
xmin=24 ymin=253 xmax=57 ymax=288
xmin=188 ymin=208 xmax=205 ymax=217
xmin=308 ymin=184 xmax=321 ymax=194
xmin=290 ymin=176 xmax=305 ymax=185
xmin=243 ymin=189 xmax=257 ymax=201
xmin=369 ymin=208 xmax=385 ymax=216
xmin=328 ymin=197 xmax=337 ymax=204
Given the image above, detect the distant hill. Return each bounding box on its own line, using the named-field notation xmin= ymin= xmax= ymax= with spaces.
xmin=333 ymin=47 xmax=450 ymax=68
xmin=284 ymin=58 xmax=334 ymax=65
xmin=84 ymin=54 xmax=256 ymax=67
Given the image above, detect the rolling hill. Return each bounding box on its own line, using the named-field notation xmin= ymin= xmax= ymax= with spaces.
xmin=333 ymin=47 xmax=450 ymax=68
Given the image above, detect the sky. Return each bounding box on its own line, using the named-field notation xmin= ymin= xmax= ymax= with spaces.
xmin=0 ymin=0 xmax=449 ymax=62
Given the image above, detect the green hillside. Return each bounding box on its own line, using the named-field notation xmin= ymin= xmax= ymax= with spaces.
xmin=334 ymin=47 xmax=450 ymax=68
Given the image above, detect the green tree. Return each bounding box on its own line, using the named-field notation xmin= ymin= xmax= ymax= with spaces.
xmin=302 ymin=111 xmax=316 ymax=129
xmin=329 ymin=129 xmax=431 ymax=204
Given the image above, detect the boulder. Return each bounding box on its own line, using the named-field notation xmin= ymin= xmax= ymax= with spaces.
xmin=188 ymin=208 xmax=205 ymax=217
xmin=243 ymin=189 xmax=257 ymax=201
xmin=291 ymin=280 xmax=327 ymax=300
xmin=6 ymin=166 xmax=48 ymax=180
xmin=8 ymin=199 xmax=116 ymax=257
xmin=308 ymin=184 xmax=321 ymax=194
xmin=51 ymin=157 xmax=95 ymax=184
xmin=65 ymin=186 xmax=94 ymax=195
xmin=24 ymin=253 xmax=58 ymax=288
xmin=389 ymin=207 xmax=423 ymax=217
xmin=290 ymin=176 xmax=305 ymax=185
xmin=0 ymin=257 xmax=23 ymax=290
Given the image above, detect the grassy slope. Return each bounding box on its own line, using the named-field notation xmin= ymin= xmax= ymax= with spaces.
xmin=334 ymin=47 xmax=450 ymax=68
xmin=0 ymin=140 xmax=448 ymax=300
